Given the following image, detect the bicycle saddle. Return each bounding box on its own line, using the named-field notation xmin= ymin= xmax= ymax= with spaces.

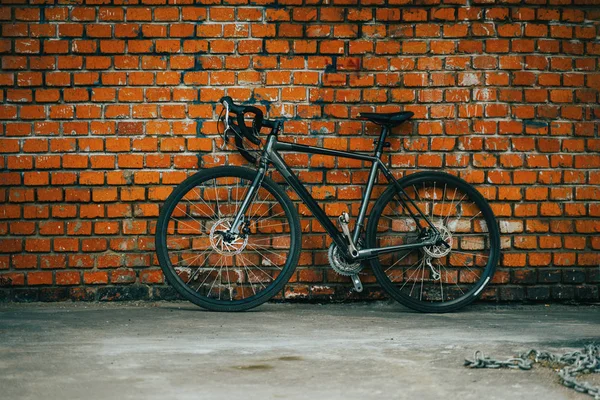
xmin=359 ymin=111 xmax=414 ymax=127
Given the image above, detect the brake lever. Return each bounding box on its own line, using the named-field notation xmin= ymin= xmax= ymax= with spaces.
xmin=219 ymin=101 xmax=232 ymax=150
xmin=223 ymin=101 xmax=230 ymax=131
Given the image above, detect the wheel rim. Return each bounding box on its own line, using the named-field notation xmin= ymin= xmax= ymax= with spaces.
xmin=373 ymin=177 xmax=496 ymax=307
xmin=161 ymin=175 xmax=293 ymax=304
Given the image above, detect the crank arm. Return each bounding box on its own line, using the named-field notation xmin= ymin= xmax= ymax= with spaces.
xmin=338 ymin=213 xmax=359 ymax=258
xmin=351 ymin=274 xmax=363 ymax=292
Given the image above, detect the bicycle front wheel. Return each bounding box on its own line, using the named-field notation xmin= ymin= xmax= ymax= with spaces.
xmin=156 ymin=166 xmax=301 ymax=311
xmin=366 ymin=172 xmax=500 ymax=313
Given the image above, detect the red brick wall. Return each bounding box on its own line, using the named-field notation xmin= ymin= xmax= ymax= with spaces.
xmin=0 ymin=2 xmax=599 ymax=303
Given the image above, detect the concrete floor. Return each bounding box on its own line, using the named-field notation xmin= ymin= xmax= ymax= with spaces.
xmin=0 ymin=302 xmax=599 ymax=400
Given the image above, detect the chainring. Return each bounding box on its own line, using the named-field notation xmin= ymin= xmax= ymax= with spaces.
xmin=327 ymin=241 xmax=364 ymax=276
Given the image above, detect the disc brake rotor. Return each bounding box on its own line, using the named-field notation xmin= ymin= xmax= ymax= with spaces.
xmin=423 ymin=222 xmax=453 ymax=259
xmin=209 ymin=219 xmax=248 ymax=255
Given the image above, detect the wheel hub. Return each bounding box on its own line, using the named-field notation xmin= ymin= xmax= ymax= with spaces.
xmin=209 ymin=218 xmax=248 ymax=255
xmin=423 ymin=222 xmax=453 ymax=258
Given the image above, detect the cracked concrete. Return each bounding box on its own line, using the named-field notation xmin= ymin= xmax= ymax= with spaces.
xmin=1 ymin=302 xmax=599 ymax=400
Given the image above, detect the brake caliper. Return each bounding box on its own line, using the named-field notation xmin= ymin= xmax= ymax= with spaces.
xmin=240 ymin=218 xmax=251 ymax=238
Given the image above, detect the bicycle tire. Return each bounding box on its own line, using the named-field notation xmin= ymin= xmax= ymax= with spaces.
xmin=155 ymin=166 xmax=301 ymax=311
xmin=366 ymin=171 xmax=500 ymax=313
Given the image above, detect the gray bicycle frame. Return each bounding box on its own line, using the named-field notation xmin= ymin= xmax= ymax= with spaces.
xmin=229 ymin=126 xmax=441 ymax=261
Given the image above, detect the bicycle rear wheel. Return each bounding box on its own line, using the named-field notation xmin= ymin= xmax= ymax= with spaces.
xmin=366 ymin=172 xmax=500 ymax=313
xmin=155 ymin=166 xmax=301 ymax=311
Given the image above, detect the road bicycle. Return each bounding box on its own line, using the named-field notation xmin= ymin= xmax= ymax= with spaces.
xmin=155 ymin=97 xmax=500 ymax=312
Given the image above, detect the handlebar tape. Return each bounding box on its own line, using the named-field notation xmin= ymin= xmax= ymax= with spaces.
xmin=237 ymin=106 xmax=263 ymax=146
xmin=220 ymin=96 xmax=243 ymax=114
xmin=220 ymin=96 xmax=263 ymax=145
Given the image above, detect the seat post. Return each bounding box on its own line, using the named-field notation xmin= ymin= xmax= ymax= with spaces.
xmin=374 ymin=125 xmax=390 ymax=158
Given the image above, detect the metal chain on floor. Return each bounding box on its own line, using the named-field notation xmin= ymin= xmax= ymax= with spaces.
xmin=464 ymin=344 xmax=600 ymax=399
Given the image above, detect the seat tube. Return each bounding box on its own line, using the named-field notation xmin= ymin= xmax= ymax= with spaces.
xmin=353 ymin=161 xmax=379 ymax=243
xmin=352 ymin=125 xmax=389 ymax=243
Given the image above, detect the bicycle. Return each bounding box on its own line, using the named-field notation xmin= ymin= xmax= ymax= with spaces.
xmin=155 ymin=97 xmax=500 ymax=312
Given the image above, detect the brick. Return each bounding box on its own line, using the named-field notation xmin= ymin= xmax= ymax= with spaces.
xmin=0 ymin=5 xmax=596 ymax=303
xmin=56 ymin=271 xmax=80 ymax=286
xmin=140 ymin=269 xmax=164 ymax=284
xmin=111 ymin=269 xmax=136 ymax=284
xmin=28 ymin=271 xmax=52 ymax=286
xmin=83 ymin=271 xmax=108 ymax=285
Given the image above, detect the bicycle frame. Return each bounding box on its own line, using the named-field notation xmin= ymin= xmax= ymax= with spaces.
xmin=229 ymin=126 xmax=442 ymax=261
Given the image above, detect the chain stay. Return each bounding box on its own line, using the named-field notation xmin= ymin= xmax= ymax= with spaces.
xmin=464 ymin=345 xmax=600 ymax=399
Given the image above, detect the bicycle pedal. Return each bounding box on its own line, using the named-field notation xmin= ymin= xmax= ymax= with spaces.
xmin=351 ymin=274 xmax=363 ymax=292
xmin=338 ymin=212 xmax=350 ymax=225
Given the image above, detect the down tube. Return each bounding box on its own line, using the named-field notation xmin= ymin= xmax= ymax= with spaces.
xmin=268 ymin=151 xmax=349 ymax=252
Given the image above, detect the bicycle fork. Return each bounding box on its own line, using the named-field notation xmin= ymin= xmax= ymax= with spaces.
xmin=228 ymin=165 xmax=266 ymax=236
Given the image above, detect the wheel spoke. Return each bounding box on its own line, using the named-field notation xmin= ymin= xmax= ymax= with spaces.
xmin=236 ymin=251 xmax=277 ymax=282
xmin=246 ymin=244 xmax=285 ymax=269
xmin=451 ymin=250 xmax=489 ymax=258
xmin=157 ymin=172 xmax=295 ymax=308
xmin=212 ymin=178 xmax=222 ymax=218
xmin=207 ymin=256 xmax=224 ymax=298
xmin=253 ymin=211 xmax=288 ymax=228
xmin=438 ymin=261 xmax=466 ymax=296
xmin=237 ymin=254 xmax=259 ymax=293
xmin=384 ymin=250 xmax=413 ymax=273
xmin=373 ymin=176 xmax=497 ymax=311
xmin=170 ymin=214 xmax=201 ymax=233
xmin=174 ymin=250 xmax=209 ymax=266
xmin=192 ymin=187 xmax=219 ymax=221
xmin=249 ymin=187 xmax=271 ymax=221
xmin=444 ymin=188 xmax=458 ymax=224
xmin=399 ymin=257 xmax=426 ymax=290
xmin=417 ymin=260 xmax=425 ymax=299
xmin=438 ymin=260 xmax=445 ymax=302
xmin=233 ymin=178 xmax=241 ymax=216
xmin=440 ymin=183 xmax=447 ymax=222
xmin=237 ymin=254 xmax=269 ymax=289
xmin=431 ymin=181 xmax=436 ymax=220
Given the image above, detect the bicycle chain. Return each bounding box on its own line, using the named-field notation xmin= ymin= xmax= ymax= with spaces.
xmin=464 ymin=344 xmax=600 ymax=399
